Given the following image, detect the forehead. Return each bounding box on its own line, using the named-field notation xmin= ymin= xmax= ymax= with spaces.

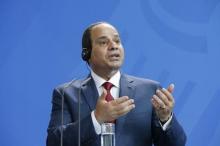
xmin=90 ymin=23 xmax=119 ymax=40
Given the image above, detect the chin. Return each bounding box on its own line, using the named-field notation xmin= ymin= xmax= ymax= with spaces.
xmin=109 ymin=62 xmax=123 ymax=70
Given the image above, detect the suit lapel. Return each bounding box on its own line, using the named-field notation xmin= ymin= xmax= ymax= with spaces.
xmin=81 ymin=74 xmax=136 ymax=138
xmin=116 ymin=74 xmax=135 ymax=138
xmin=81 ymin=76 xmax=99 ymax=111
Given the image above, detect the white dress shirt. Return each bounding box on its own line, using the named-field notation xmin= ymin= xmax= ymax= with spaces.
xmin=90 ymin=70 xmax=172 ymax=134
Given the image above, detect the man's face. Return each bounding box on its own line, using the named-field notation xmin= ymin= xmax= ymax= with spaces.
xmin=89 ymin=23 xmax=124 ymax=73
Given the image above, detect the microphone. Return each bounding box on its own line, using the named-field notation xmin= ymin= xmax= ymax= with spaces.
xmin=60 ymin=77 xmax=91 ymax=146
xmin=60 ymin=79 xmax=77 ymax=146
xmin=78 ymin=76 xmax=91 ymax=146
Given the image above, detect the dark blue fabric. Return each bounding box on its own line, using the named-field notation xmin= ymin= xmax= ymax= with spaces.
xmin=47 ymin=74 xmax=186 ymax=146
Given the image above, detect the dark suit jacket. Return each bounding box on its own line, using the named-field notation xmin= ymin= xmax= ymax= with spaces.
xmin=47 ymin=74 xmax=186 ymax=146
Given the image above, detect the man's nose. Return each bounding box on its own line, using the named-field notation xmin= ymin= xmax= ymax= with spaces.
xmin=108 ymin=41 xmax=118 ymax=50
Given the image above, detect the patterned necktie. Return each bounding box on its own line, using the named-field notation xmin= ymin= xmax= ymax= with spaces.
xmin=103 ymin=82 xmax=114 ymax=102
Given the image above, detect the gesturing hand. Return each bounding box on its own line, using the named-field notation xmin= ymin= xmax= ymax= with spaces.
xmin=94 ymin=88 xmax=135 ymax=124
xmin=151 ymin=84 xmax=175 ymax=122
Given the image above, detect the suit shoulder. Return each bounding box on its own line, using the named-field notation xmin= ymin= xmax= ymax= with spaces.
xmin=123 ymin=74 xmax=160 ymax=87
xmin=55 ymin=77 xmax=91 ymax=91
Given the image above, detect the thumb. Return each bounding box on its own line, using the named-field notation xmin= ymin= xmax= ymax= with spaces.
xmin=100 ymin=88 xmax=107 ymax=100
xmin=167 ymin=83 xmax=175 ymax=93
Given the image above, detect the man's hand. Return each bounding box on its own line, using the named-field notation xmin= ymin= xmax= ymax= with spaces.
xmin=151 ymin=84 xmax=175 ymax=122
xmin=94 ymin=88 xmax=135 ymax=124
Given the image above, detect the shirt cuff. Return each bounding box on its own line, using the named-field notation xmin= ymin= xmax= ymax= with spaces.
xmin=159 ymin=113 xmax=173 ymax=131
xmin=91 ymin=111 xmax=101 ymax=134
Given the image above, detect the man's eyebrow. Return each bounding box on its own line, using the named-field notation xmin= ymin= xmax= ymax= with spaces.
xmin=96 ymin=34 xmax=120 ymax=40
xmin=113 ymin=34 xmax=120 ymax=38
xmin=96 ymin=36 xmax=108 ymax=40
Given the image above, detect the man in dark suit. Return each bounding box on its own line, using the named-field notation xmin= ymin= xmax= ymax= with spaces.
xmin=47 ymin=22 xmax=186 ymax=146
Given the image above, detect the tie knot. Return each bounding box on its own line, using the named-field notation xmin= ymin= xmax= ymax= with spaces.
xmin=103 ymin=82 xmax=113 ymax=90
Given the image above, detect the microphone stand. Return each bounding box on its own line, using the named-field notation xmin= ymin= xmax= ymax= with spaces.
xmin=78 ymin=82 xmax=82 ymax=146
xmin=60 ymin=77 xmax=90 ymax=146
xmin=60 ymin=79 xmax=77 ymax=146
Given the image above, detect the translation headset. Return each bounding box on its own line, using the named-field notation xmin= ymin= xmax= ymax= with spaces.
xmin=81 ymin=47 xmax=91 ymax=62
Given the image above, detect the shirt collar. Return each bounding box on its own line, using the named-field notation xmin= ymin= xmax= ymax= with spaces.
xmin=91 ymin=70 xmax=121 ymax=88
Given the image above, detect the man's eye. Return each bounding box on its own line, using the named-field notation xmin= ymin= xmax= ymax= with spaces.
xmin=115 ymin=39 xmax=121 ymax=44
xmin=100 ymin=41 xmax=107 ymax=44
xmin=98 ymin=40 xmax=108 ymax=45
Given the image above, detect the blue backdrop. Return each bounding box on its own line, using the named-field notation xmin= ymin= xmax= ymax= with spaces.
xmin=1 ymin=0 xmax=220 ymax=146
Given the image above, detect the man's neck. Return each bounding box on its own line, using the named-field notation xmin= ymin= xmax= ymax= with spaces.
xmin=91 ymin=69 xmax=119 ymax=81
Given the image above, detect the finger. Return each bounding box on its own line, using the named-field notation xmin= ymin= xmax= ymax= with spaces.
xmin=114 ymin=103 xmax=135 ymax=116
xmin=152 ymin=95 xmax=166 ymax=109
xmin=167 ymin=83 xmax=175 ymax=93
xmin=161 ymin=88 xmax=174 ymax=102
xmin=114 ymin=99 xmax=134 ymax=111
xmin=156 ymin=89 xmax=170 ymax=106
xmin=151 ymin=98 xmax=160 ymax=109
xmin=113 ymin=96 xmax=129 ymax=104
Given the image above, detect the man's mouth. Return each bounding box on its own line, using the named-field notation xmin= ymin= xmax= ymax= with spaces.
xmin=109 ymin=53 xmax=120 ymax=60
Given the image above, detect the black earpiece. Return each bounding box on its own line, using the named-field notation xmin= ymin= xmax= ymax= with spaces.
xmin=81 ymin=48 xmax=91 ymax=61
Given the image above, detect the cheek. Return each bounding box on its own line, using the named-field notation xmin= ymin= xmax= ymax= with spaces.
xmin=91 ymin=49 xmax=106 ymax=61
xmin=120 ymin=48 xmax=125 ymax=58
